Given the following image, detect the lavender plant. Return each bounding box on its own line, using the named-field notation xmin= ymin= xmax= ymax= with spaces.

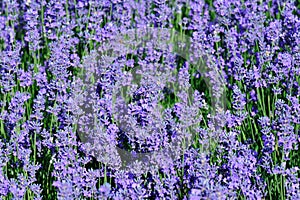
xmin=0 ymin=0 xmax=299 ymax=199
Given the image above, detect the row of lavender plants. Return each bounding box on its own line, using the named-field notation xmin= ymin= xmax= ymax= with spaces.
xmin=0 ymin=0 xmax=299 ymax=199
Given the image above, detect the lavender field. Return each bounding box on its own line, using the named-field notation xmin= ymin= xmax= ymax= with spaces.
xmin=0 ymin=0 xmax=299 ymax=199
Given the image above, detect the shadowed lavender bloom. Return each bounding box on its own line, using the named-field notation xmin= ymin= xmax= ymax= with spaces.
xmin=53 ymin=180 xmax=75 ymax=200
xmin=8 ymin=178 xmax=26 ymax=200
xmin=43 ymin=0 xmax=69 ymax=40
xmin=265 ymin=20 xmax=281 ymax=43
xmin=0 ymin=140 xmax=10 ymax=196
xmin=258 ymin=116 xmax=275 ymax=175
xmin=98 ymin=183 xmax=111 ymax=197
xmin=250 ymin=89 xmax=257 ymax=102
xmin=184 ymin=150 xmax=235 ymax=199
xmin=0 ymin=0 xmax=19 ymax=45
xmin=232 ymin=85 xmax=246 ymax=111
xmin=285 ymin=167 xmax=300 ymax=199
xmin=0 ymin=42 xmax=22 ymax=92
xmin=273 ymin=99 xmax=299 ymax=158
xmin=23 ymin=0 xmax=42 ymax=52
xmin=17 ymin=68 xmax=33 ymax=87
xmin=4 ymin=92 xmax=31 ymax=125
xmin=293 ymin=52 xmax=300 ymax=67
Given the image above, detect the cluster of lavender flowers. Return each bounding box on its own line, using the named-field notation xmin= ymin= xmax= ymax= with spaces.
xmin=0 ymin=0 xmax=299 ymax=199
